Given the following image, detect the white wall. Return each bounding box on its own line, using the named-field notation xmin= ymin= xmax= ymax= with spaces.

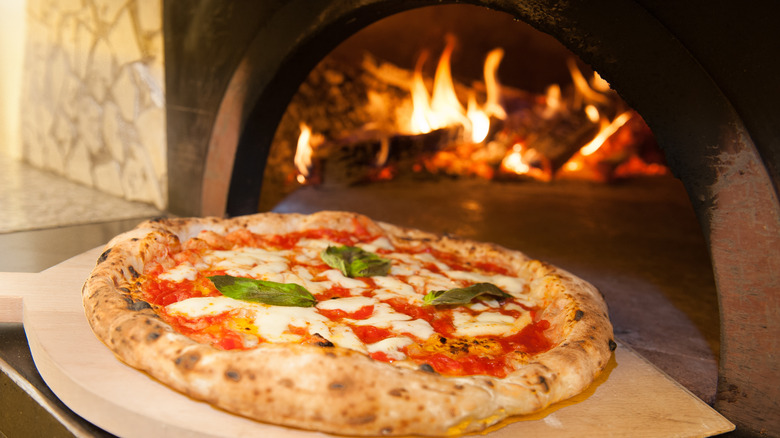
xmin=0 ymin=0 xmax=27 ymax=159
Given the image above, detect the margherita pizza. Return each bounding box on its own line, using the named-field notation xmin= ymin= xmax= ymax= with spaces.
xmin=82 ymin=211 xmax=614 ymax=436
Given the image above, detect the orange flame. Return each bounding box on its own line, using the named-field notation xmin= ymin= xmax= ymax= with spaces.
xmin=294 ymin=123 xmax=323 ymax=183
xmin=482 ymin=48 xmax=506 ymax=120
xmin=410 ymin=51 xmax=433 ymax=134
xmin=429 ymin=35 xmax=470 ymax=130
xmin=567 ymin=58 xmax=610 ymax=106
xmin=580 ymin=111 xmax=633 ymax=156
xmin=408 ymin=36 xmax=504 ymax=144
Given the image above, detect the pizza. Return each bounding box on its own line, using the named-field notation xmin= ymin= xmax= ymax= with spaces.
xmin=82 ymin=211 xmax=614 ymax=436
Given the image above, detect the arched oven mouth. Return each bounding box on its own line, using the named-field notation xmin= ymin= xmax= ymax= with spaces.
xmin=163 ymin=1 xmax=780 ymax=435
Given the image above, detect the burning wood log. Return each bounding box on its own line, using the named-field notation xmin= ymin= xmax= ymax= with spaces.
xmin=304 ymin=126 xmax=463 ymax=187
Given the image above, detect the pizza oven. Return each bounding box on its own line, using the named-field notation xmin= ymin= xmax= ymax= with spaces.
xmin=162 ymin=1 xmax=779 ymax=435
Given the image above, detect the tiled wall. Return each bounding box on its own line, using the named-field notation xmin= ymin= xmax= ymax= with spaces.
xmin=19 ymin=0 xmax=167 ymax=209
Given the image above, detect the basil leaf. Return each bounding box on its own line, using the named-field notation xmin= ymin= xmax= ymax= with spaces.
xmin=320 ymin=246 xmax=391 ymax=278
xmin=423 ymin=282 xmax=513 ymax=306
xmin=208 ymin=275 xmax=315 ymax=307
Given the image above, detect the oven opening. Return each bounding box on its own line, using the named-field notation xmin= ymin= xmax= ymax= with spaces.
xmin=260 ymin=5 xmax=668 ymax=211
xmin=256 ymin=4 xmax=719 ymax=407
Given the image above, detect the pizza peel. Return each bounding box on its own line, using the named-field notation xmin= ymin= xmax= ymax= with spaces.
xmin=0 ymin=247 xmax=734 ymax=437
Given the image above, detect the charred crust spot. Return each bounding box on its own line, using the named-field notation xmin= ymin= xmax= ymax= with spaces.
xmin=146 ymin=331 xmax=160 ymax=342
xmin=119 ymin=287 xmax=131 ymax=294
xmin=329 ymin=381 xmax=348 ymax=391
xmin=388 ymin=388 xmax=408 ymax=397
xmin=381 ymin=426 xmax=394 ymax=435
xmin=126 ymin=299 xmax=152 ymax=311
xmin=484 ymin=379 xmax=495 ymax=387
xmin=128 ymin=265 xmax=140 ymax=279
xmin=225 ymin=370 xmax=241 ymax=382
xmin=278 ymin=378 xmax=294 ymax=388
xmin=347 ymin=414 xmax=377 ymax=425
xmin=309 ymin=333 xmax=334 ymax=347
xmin=574 ymin=310 xmax=585 ymax=321
xmin=538 ymin=376 xmax=550 ymax=392
xmin=97 ymin=249 xmax=112 ymax=264
xmin=418 ymin=363 xmax=436 ymax=373
xmin=609 ymin=339 xmax=617 ymax=351
xmin=174 ymin=353 xmax=201 ymax=370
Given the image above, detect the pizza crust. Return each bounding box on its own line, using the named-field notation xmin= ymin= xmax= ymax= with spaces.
xmin=82 ymin=211 xmax=614 ymax=436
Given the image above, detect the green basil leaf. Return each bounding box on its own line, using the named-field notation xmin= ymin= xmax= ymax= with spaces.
xmin=320 ymin=245 xmax=391 ymax=278
xmin=423 ymin=282 xmax=513 ymax=306
xmin=208 ymin=275 xmax=316 ymax=307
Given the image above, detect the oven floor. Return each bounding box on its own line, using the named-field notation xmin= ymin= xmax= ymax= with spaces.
xmin=272 ymin=175 xmax=720 ymax=405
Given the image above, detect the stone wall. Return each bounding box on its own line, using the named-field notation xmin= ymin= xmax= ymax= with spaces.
xmin=19 ymin=0 xmax=166 ymax=209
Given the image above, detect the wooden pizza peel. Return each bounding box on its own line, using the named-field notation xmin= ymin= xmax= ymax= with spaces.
xmin=0 ymin=247 xmax=735 ymax=437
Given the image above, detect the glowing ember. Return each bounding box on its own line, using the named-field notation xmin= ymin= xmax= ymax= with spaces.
xmin=499 ymin=143 xmax=552 ymax=181
xmin=541 ymin=84 xmax=562 ymax=119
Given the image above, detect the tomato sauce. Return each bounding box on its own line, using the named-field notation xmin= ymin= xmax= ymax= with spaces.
xmin=164 ymin=313 xmax=249 ymax=350
xmin=318 ymin=305 xmax=374 ymax=321
xmin=137 ymin=226 xmax=556 ymax=378
xmin=351 ymin=325 xmax=394 ymax=344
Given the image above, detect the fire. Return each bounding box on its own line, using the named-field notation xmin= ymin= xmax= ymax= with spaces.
xmin=294 ymin=123 xmax=323 ymax=184
xmin=429 ymin=35 xmax=470 ymax=131
xmin=482 ymin=48 xmax=507 ymax=120
xmin=567 ymin=58 xmax=609 ymax=106
xmin=408 ymin=36 xmax=504 ymax=145
xmin=288 ymin=36 xmax=667 ymax=188
xmin=499 ymin=142 xmax=552 ymax=181
xmin=410 ymin=51 xmax=434 ymax=134
xmin=467 ymin=92 xmax=491 ymax=143
xmin=580 ymin=111 xmax=633 ymax=156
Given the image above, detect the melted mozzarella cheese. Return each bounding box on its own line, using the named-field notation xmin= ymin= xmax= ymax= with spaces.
xmin=406 ymin=271 xmax=459 ymax=295
xmin=348 ymin=302 xmax=411 ymax=327
xmin=390 ymin=319 xmax=435 ymax=340
xmin=371 ymin=276 xmax=420 ymax=302
xmin=316 ymin=296 xmax=376 ymax=312
xmin=411 ymin=252 xmax=451 ymax=271
xmin=451 ymin=310 xmax=532 ymax=337
xmin=329 ymin=325 xmax=366 ymax=353
xmin=367 ymin=336 xmax=413 ymax=360
xmin=443 ymin=270 xmax=527 ymax=296
xmin=159 ymin=262 xmax=198 ymax=282
xmin=357 ymin=236 xmax=394 ymax=253
xmin=205 ymin=248 xmax=290 ymax=267
xmin=321 ymin=269 xmax=367 ymax=290
xmin=165 ymin=296 xmax=331 ymax=343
